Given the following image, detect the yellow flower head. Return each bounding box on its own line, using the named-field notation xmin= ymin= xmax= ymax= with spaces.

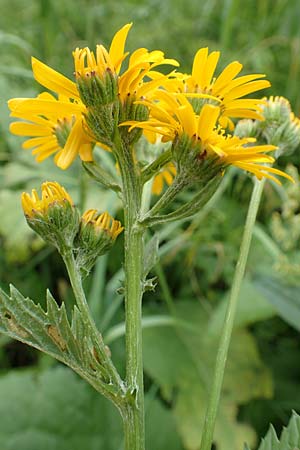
xmin=124 ymin=93 xmax=293 ymax=185
xmin=21 ymin=181 xmax=73 ymax=218
xmin=81 ymin=209 xmax=123 ymax=240
xmin=8 ymin=23 xmax=180 ymax=161
xmin=74 ymin=24 xmax=132 ymax=80
xmin=73 ymin=23 xmax=179 ymax=104
xmin=173 ymin=47 xmax=270 ymax=130
xmin=22 ymin=181 xmax=80 ymax=250
xmin=8 ymin=92 xmax=94 ymax=169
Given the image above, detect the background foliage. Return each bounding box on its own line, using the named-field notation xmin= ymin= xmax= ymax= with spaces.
xmin=1 ymin=0 xmax=300 ymax=449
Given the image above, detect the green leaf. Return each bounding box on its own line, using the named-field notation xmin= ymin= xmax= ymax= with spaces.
xmin=0 ymin=285 xmax=121 ymax=398
xmin=0 ymin=366 xmax=181 ymax=450
xmin=145 ymin=397 xmax=182 ymax=450
xmin=208 ymin=278 xmax=276 ymax=336
xmin=143 ymin=301 xmax=272 ymax=450
xmin=0 ymin=366 xmax=122 ymax=450
xmin=254 ymin=275 xmax=300 ymax=331
xmin=246 ymin=411 xmax=300 ymax=450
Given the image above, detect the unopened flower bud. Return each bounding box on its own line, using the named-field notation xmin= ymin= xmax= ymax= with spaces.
xmin=21 ymin=182 xmax=80 ymax=252
xmin=235 ymin=96 xmax=300 ymax=157
xmin=234 ymin=119 xmax=260 ymax=140
xmin=75 ymin=209 xmax=123 ymax=276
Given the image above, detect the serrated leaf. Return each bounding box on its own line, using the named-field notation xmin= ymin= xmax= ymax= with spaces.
xmin=0 ymin=284 xmax=121 ymax=399
xmin=246 ymin=411 xmax=300 ymax=450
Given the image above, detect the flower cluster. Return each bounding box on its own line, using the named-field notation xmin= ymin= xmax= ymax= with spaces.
xmin=8 ymin=23 xmax=178 ymax=169
xmin=22 ymin=182 xmax=122 ymax=271
xmin=8 ymin=23 xmax=296 ymax=194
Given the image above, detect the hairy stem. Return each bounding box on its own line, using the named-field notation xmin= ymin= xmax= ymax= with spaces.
xmin=114 ymin=138 xmax=145 ymax=450
xmin=200 ymin=178 xmax=265 ymax=450
xmin=63 ymin=251 xmax=125 ymax=400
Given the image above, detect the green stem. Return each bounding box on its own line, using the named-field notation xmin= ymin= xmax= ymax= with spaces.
xmin=200 ymin=177 xmax=265 ymax=450
xmin=62 ymin=251 xmax=125 ymax=399
xmin=113 ymin=139 xmax=145 ymax=450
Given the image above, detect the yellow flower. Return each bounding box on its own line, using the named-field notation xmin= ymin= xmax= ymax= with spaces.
xmin=8 ymin=92 xmax=94 ymax=169
xmin=74 ymin=24 xmax=132 ymax=80
xmin=9 ymin=23 xmax=179 ymax=163
xmin=152 ymin=163 xmax=176 ymax=195
xmin=73 ymin=23 xmax=179 ymax=104
xmin=167 ymin=47 xmax=270 ymax=130
xmin=29 ymin=24 xmax=178 ymax=105
xmin=124 ymin=93 xmax=293 ymax=184
xmin=81 ymin=209 xmax=123 ymax=240
xmin=22 ymin=181 xmax=80 ymax=251
xmin=21 ymin=181 xmax=73 ymax=218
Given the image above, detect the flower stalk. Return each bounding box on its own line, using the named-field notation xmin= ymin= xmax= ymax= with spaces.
xmin=62 ymin=250 xmax=126 ymax=403
xmin=199 ymin=177 xmax=266 ymax=450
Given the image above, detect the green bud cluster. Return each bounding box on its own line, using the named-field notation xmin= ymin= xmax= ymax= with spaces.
xmin=74 ymin=210 xmax=123 ymax=277
xmin=22 ymin=183 xmax=123 ymax=273
xmin=77 ymin=69 xmax=118 ymax=108
xmin=22 ymin=182 xmax=80 ymax=253
xmin=235 ymin=96 xmax=300 ymax=156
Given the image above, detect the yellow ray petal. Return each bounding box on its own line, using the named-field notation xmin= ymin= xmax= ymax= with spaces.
xmin=9 ymin=98 xmax=84 ymax=116
xmin=22 ymin=136 xmax=54 ymax=149
xmin=32 ymin=140 xmax=58 ymax=158
xmin=56 ymin=118 xmax=85 ymax=169
xmin=202 ymin=51 xmax=220 ymax=87
xmin=175 ymin=105 xmax=197 ymax=136
xmin=222 ymin=109 xmax=264 ymax=120
xmin=212 ymin=61 xmax=243 ymax=94
xmin=79 ymin=143 xmax=93 ymax=161
xmin=32 ymin=57 xmax=79 ymax=99
xmin=219 ymin=74 xmax=267 ymax=96
xmin=192 ymin=48 xmax=209 ymax=81
xmin=197 ymin=104 xmax=220 ymax=141
xmin=10 ymin=122 xmax=51 ymax=136
xmin=224 ymin=80 xmax=270 ymax=101
xmin=109 ymin=23 xmax=132 ymax=74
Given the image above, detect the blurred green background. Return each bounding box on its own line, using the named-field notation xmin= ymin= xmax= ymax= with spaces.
xmin=1 ymin=0 xmax=300 ymax=449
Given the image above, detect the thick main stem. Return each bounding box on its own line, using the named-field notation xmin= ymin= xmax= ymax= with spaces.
xmin=123 ymin=222 xmax=145 ymax=450
xmin=115 ymin=140 xmax=145 ymax=450
xmin=200 ymin=178 xmax=265 ymax=450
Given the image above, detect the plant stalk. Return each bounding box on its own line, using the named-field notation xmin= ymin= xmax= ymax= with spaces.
xmin=63 ymin=251 xmax=125 ymax=397
xmin=114 ymin=139 xmax=145 ymax=450
xmin=200 ymin=177 xmax=265 ymax=450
